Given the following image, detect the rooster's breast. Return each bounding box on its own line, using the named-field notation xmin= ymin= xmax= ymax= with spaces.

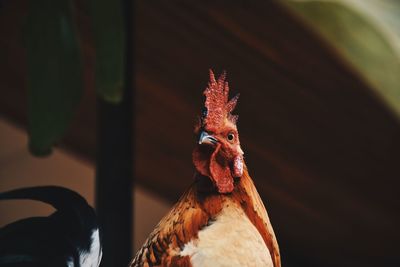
xmin=179 ymin=201 xmax=273 ymax=267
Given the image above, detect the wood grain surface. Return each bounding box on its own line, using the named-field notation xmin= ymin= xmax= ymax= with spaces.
xmin=0 ymin=1 xmax=399 ymax=266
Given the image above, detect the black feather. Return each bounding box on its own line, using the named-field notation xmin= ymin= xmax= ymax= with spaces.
xmin=0 ymin=186 xmax=102 ymax=267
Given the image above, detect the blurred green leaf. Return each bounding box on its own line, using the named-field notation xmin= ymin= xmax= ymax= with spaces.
xmin=285 ymin=0 xmax=400 ymax=118
xmin=90 ymin=0 xmax=125 ymax=103
xmin=27 ymin=0 xmax=83 ymax=156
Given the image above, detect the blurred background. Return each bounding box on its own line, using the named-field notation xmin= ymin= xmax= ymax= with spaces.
xmin=1 ymin=0 xmax=400 ymax=266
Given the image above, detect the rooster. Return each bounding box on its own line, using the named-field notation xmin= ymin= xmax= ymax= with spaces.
xmin=0 ymin=186 xmax=102 ymax=267
xmin=131 ymin=70 xmax=280 ymax=267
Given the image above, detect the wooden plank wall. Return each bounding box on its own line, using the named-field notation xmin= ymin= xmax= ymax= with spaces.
xmin=0 ymin=1 xmax=399 ymax=266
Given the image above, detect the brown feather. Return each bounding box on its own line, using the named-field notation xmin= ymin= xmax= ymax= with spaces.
xmin=130 ymin=168 xmax=280 ymax=267
xmin=233 ymin=167 xmax=281 ymax=267
xmin=129 ymin=179 xmax=223 ymax=267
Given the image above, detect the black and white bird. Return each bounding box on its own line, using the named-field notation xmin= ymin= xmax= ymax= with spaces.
xmin=0 ymin=186 xmax=102 ymax=267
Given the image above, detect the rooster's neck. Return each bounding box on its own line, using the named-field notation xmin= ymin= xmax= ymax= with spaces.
xmin=192 ymin=168 xmax=281 ymax=267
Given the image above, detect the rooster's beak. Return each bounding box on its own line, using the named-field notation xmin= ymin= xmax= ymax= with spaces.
xmin=198 ymin=131 xmax=218 ymax=145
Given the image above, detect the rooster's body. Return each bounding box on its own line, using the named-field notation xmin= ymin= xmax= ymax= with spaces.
xmin=131 ymin=71 xmax=280 ymax=267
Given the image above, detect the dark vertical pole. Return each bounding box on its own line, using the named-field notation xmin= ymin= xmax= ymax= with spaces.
xmin=96 ymin=0 xmax=134 ymax=266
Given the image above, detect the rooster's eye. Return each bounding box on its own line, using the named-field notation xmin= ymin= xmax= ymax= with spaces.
xmin=227 ymin=133 xmax=235 ymax=142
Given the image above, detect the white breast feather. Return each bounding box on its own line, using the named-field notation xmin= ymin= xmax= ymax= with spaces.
xmin=180 ymin=203 xmax=273 ymax=267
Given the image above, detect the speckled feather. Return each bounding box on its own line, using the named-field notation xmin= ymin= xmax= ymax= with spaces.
xmin=130 ymin=169 xmax=280 ymax=267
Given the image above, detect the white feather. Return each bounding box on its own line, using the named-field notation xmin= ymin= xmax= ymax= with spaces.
xmin=79 ymin=229 xmax=102 ymax=267
xmin=180 ymin=202 xmax=273 ymax=267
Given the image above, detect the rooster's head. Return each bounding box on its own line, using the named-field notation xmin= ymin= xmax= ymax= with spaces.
xmin=193 ymin=70 xmax=244 ymax=194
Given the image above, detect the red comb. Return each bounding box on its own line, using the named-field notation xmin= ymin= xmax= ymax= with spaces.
xmin=202 ymin=70 xmax=239 ymax=129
